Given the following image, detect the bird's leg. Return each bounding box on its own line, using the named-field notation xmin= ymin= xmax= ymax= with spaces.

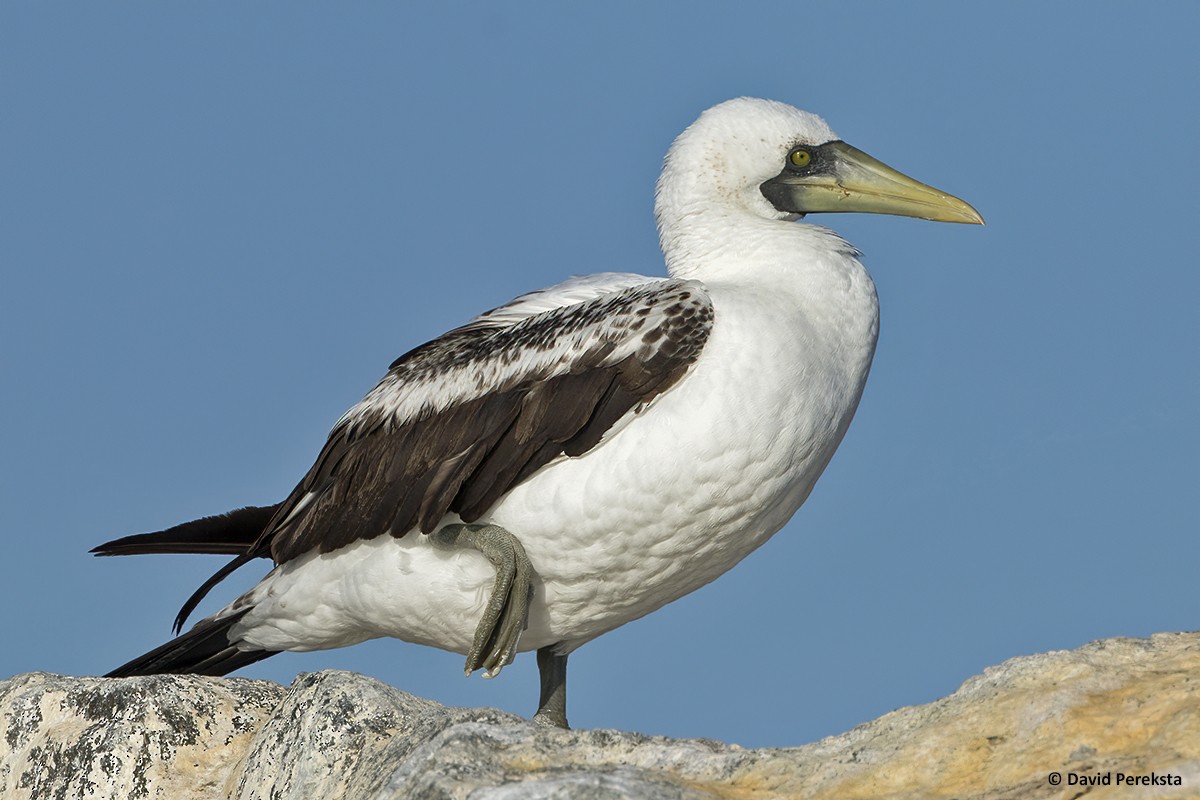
xmin=432 ymin=523 xmax=535 ymax=678
xmin=532 ymin=645 xmax=569 ymax=729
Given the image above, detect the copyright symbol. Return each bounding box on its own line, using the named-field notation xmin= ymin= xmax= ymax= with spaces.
xmin=1049 ymin=772 xmax=1062 ymax=785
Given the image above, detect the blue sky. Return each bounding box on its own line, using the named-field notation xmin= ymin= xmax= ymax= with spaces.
xmin=2 ymin=3 xmax=1196 ymax=748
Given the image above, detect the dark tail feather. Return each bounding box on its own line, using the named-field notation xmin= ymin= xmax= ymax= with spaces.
xmin=91 ymin=504 xmax=281 ymax=557
xmin=173 ymin=553 xmax=257 ymax=635
xmin=106 ymin=610 xmax=279 ymax=678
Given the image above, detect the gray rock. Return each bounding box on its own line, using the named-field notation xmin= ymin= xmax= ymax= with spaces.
xmin=4 ymin=632 xmax=1200 ymax=799
xmin=0 ymin=672 xmax=281 ymax=800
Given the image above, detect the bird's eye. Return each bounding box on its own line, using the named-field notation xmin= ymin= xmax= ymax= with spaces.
xmin=789 ymin=149 xmax=812 ymax=168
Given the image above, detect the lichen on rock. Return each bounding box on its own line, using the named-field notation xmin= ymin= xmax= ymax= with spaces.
xmin=0 ymin=672 xmax=282 ymax=800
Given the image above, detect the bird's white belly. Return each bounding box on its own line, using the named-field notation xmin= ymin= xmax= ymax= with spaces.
xmin=233 ymin=281 xmax=877 ymax=657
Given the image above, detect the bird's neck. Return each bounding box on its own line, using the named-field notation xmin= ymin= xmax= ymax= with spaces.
xmin=658 ymin=203 xmax=867 ymax=294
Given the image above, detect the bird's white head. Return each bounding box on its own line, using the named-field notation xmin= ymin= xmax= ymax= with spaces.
xmin=656 ymin=97 xmax=838 ymax=226
xmin=655 ymin=98 xmax=982 ymax=275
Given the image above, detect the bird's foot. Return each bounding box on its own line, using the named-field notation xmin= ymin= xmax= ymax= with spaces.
xmin=433 ymin=523 xmax=535 ymax=678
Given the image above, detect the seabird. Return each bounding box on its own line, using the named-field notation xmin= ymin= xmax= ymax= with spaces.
xmin=94 ymin=98 xmax=982 ymax=728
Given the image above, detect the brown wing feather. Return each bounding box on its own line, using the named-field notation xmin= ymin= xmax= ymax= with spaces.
xmin=456 ymin=369 xmax=619 ymax=519
xmin=261 ymin=281 xmax=713 ymax=565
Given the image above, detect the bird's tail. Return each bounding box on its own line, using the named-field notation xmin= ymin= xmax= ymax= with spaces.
xmin=92 ymin=503 xmax=284 ymax=634
xmin=90 ymin=504 xmax=281 ymax=557
xmin=95 ymin=503 xmax=285 ymax=676
xmin=106 ymin=609 xmax=279 ymax=678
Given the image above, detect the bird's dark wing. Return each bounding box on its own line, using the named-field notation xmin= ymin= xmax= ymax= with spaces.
xmin=261 ymin=278 xmax=713 ymax=564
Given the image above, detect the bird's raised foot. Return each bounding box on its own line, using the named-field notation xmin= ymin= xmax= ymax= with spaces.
xmin=432 ymin=522 xmax=535 ymax=678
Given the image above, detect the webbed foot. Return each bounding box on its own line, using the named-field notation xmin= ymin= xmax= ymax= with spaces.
xmin=433 ymin=522 xmax=535 ymax=678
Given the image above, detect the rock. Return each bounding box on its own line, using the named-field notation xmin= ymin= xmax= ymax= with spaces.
xmin=3 ymin=633 xmax=1199 ymax=799
xmin=0 ymin=672 xmax=281 ymax=800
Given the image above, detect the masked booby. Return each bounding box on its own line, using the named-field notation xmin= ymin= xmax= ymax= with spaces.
xmin=94 ymin=97 xmax=982 ymax=728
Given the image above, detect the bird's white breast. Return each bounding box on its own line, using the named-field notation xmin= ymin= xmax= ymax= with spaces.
xmin=234 ymin=235 xmax=879 ymax=658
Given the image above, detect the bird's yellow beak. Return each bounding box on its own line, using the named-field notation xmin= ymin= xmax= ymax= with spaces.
xmin=760 ymin=140 xmax=984 ymax=225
